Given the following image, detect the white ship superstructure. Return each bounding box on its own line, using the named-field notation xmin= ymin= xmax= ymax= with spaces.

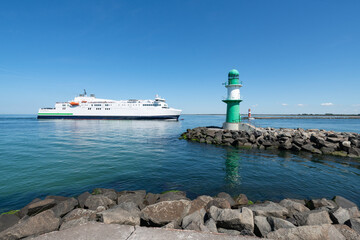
xmin=38 ymin=91 xmax=182 ymax=120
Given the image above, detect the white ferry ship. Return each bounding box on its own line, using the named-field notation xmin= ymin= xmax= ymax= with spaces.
xmin=38 ymin=90 xmax=182 ymax=120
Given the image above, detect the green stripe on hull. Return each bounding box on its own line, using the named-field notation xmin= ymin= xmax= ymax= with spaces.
xmin=38 ymin=113 xmax=73 ymax=115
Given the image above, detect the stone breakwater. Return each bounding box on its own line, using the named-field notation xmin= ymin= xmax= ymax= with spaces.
xmin=180 ymin=124 xmax=360 ymax=158
xmin=1 ymin=189 xmax=360 ymax=240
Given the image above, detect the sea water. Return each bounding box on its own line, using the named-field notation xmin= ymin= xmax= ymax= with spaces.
xmin=0 ymin=114 xmax=359 ymax=212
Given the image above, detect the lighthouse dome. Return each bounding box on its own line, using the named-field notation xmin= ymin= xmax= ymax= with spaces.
xmin=228 ymin=69 xmax=239 ymax=79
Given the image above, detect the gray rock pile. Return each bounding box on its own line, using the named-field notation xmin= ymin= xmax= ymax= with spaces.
xmin=1 ymin=189 xmax=360 ymax=239
xmin=180 ymin=125 xmax=360 ymax=158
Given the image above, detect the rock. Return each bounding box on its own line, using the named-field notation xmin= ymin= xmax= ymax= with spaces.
xmin=217 ymin=228 xmax=240 ymax=235
xmin=45 ymin=195 xmax=69 ymax=203
xmin=92 ymin=188 xmax=118 ymax=201
xmin=60 ymin=217 xmax=90 ymax=231
xmin=348 ymin=148 xmax=360 ymax=157
xmin=62 ymin=208 xmax=97 ymax=223
xmin=247 ymin=201 xmax=288 ymax=218
xmin=17 ymin=198 xmax=42 ymax=218
xmin=341 ymin=141 xmax=351 ymax=149
xmin=208 ymin=206 xmax=254 ymax=232
xmin=301 ymin=143 xmax=316 ymax=152
xmin=140 ymin=200 xmax=191 ymax=226
xmin=181 ymin=209 xmax=206 ymax=231
xmin=334 ymin=224 xmax=360 ymax=240
xmin=161 ymin=220 xmax=181 ymax=229
xmin=189 ymin=195 xmax=213 ymax=214
xmin=327 ymin=137 xmax=343 ymax=143
xmin=279 ymin=199 xmax=310 ymax=216
xmin=117 ymin=190 xmax=146 ymax=209
xmin=0 ymin=214 xmax=20 ymax=232
xmin=234 ymin=194 xmax=248 ymax=206
xmin=51 ymin=197 xmax=78 ymax=218
xmin=117 ymin=201 xmax=141 ymax=215
xmin=217 ymin=192 xmax=235 ymax=206
xmin=254 ymin=215 xmax=271 ymax=237
xmin=205 ymin=198 xmax=231 ymax=211
xmin=204 ymin=218 xmax=218 ymax=233
xmin=333 ymin=196 xmax=360 ymax=218
xmin=267 ymin=216 xmax=296 ymax=230
xmin=333 ymin=196 xmax=357 ymax=209
xmin=266 ymin=224 xmax=345 ymax=240
xmin=293 ymin=210 xmax=332 ymax=226
xmin=77 ymin=192 xmax=91 ymax=208
xmin=306 ymin=198 xmax=337 ymax=210
xmin=144 ymin=193 xmax=160 ymax=206
xmin=156 ymin=191 xmax=188 ymax=203
xmin=0 ymin=210 xmax=60 ymax=239
xmin=97 ymin=205 xmax=140 ymax=226
xmin=84 ymin=195 xmax=115 ymax=210
xmin=330 ymin=207 xmax=350 ymax=224
xmin=27 ymin=199 xmax=57 ymax=216
xmin=345 ymin=218 xmax=360 ymax=235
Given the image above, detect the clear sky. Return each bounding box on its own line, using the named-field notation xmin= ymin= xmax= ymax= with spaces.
xmin=1 ymin=0 xmax=359 ymax=114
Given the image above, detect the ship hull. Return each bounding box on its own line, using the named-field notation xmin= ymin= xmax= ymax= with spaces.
xmin=37 ymin=115 xmax=180 ymax=120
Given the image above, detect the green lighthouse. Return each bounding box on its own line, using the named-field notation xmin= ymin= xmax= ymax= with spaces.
xmin=223 ymin=69 xmax=242 ymax=130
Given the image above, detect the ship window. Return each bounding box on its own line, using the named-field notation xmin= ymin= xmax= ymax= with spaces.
xmin=88 ymin=108 xmax=91 ymax=110
xmin=94 ymin=104 xmax=101 ymax=106
xmin=105 ymin=108 xmax=110 ymax=110
xmin=96 ymin=108 xmax=101 ymax=110
xmin=62 ymin=108 xmax=66 ymax=110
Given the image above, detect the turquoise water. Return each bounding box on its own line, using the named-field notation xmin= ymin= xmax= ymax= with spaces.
xmin=0 ymin=115 xmax=359 ymax=212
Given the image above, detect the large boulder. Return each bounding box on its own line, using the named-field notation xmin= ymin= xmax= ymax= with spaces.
xmin=84 ymin=195 xmax=115 ymax=210
xmin=293 ymin=210 xmax=332 ymax=226
xmin=51 ymin=197 xmax=78 ymax=218
xmin=117 ymin=190 xmax=146 ymax=209
xmin=62 ymin=208 xmax=97 ymax=223
xmin=181 ymin=208 xmax=208 ymax=232
xmin=279 ymin=199 xmax=310 ymax=217
xmin=144 ymin=193 xmax=160 ymax=206
xmin=234 ymin=194 xmax=248 ymax=206
xmin=217 ymin=192 xmax=235 ymax=206
xmin=205 ymin=198 xmax=231 ymax=211
xmin=17 ymin=198 xmax=42 ymax=218
xmin=334 ymin=224 xmax=360 ymax=240
xmin=60 ymin=218 xmax=90 ymax=231
xmin=333 ymin=196 xmax=360 ymax=218
xmin=267 ymin=216 xmax=296 ymax=231
xmin=247 ymin=201 xmax=288 ymax=218
xmin=345 ymin=218 xmax=360 ymax=235
xmin=188 ymin=195 xmax=213 ymax=214
xmin=156 ymin=191 xmax=188 ymax=203
xmin=330 ymin=207 xmax=351 ymax=224
xmin=97 ymin=205 xmax=140 ymax=226
xmin=254 ymin=216 xmax=271 ymax=237
xmin=27 ymin=199 xmax=57 ymax=216
xmin=140 ymin=200 xmax=191 ymax=226
xmin=266 ymin=224 xmax=345 ymax=240
xmin=306 ymin=198 xmax=337 ymax=210
xmin=208 ymin=206 xmax=254 ymax=232
xmin=45 ymin=195 xmax=69 ymax=203
xmin=92 ymin=188 xmax=117 ymax=202
xmin=77 ymin=192 xmax=91 ymax=208
xmin=204 ymin=218 xmax=218 ymax=233
xmin=0 ymin=214 xmax=20 ymax=232
xmin=0 ymin=210 xmax=60 ymax=239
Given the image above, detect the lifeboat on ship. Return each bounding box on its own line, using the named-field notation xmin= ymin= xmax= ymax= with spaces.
xmin=81 ymin=101 xmax=87 ymax=103
xmin=70 ymin=102 xmax=79 ymax=106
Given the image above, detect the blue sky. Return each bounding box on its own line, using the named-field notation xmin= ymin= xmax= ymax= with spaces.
xmin=0 ymin=0 xmax=359 ymax=114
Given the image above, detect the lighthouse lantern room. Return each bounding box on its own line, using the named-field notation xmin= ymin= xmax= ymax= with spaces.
xmin=222 ymin=69 xmax=242 ymax=130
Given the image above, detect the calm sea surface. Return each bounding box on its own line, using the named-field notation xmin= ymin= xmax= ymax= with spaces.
xmin=0 ymin=114 xmax=359 ymax=212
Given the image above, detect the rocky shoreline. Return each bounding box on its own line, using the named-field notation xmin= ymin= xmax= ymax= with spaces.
xmin=1 ymin=189 xmax=360 ymax=239
xmin=180 ymin=124 xmax=360 ymax=158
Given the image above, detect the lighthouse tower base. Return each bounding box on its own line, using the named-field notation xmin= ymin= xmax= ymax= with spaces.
xmin=223 ymin=122 xmax=239 ymax=131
